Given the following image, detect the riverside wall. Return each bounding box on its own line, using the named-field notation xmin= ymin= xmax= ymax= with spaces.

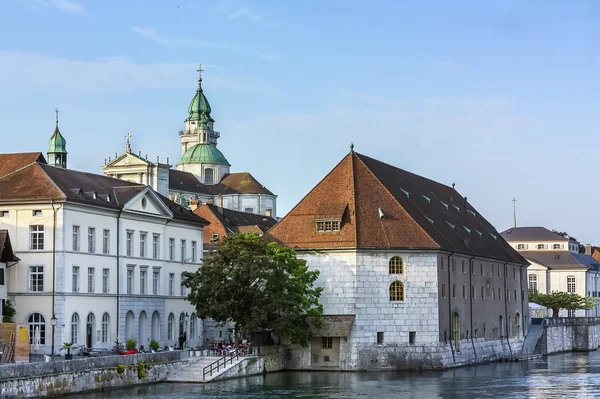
xmin=0 ymin=351 xmax=187 ymax=398
xmin=537 ymin=317 xmax=600 ymax=355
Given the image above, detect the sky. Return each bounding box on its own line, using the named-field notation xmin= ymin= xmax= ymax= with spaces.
xmin=2 ymin=0 xmax=600 ymax=244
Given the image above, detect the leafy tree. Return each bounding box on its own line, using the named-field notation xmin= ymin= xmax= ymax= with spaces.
xmin=2 ymin=300 xmax=16 ymax=323
xmin=529 ymin=291 xmax=597 ymax=317
xmin=183 ymin=233 xmax=323 ymax=347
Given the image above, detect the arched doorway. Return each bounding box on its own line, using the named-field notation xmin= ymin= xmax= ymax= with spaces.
xmin=499 ymin=315 xmax=504 ymax=338
xmin=139 ymin=311 xmax=147 ymax=348
xmin=151 ymin=311 xmax=160 ymax=342
xmin=515 ymin=313 xmax=521 ymax=339
xmin=27 ymin=313 xmax=46 ymax=345
xmin=179 ymin=313 xmax=185 ymax=338
xmin=86 ymin=313 xmax=95 ymax=348
xmin=125 ymin=311 xmax=134 ymax=341
xmin=452 ymin=312 xmax=460 ymax=351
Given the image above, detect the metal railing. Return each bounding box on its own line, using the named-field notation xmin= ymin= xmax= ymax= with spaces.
xmin=203 ymin=350 xmax=239 ymax=380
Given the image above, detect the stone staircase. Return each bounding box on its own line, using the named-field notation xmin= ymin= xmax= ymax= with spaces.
xmin=166 ymin=354 xmax=246 ymax=383
xmin=522 ymin=324 xmax=545 ymax=355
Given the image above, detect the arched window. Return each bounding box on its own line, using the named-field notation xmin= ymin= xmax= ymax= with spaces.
xmin=101 ymin=313 xmax=109 ymax=343
xmin=515 ymin=313 xmax=521 ymax=339
xmin=168 ymin=313 xmax=175 ymax=340
xmin=389 ymin=256 xmax=404 ymax=274
xmin=567 ymin=276 xmax=576 ymax=293
xmin=86 ymin=313 xmax=95 ymax=348
xmin=452 ymin=313 xmax=460 ymax=351
xmin=27 ymin=313 xmax=46 ymax=345
xmin=71 ymin=313 xmax=80 ymax=344
xmin=389 ymin=281 xmax=405 ymax=301
xmin=151 ymin=311 xmax=160 ymax=342
xmin=179 ymin=313 xmax=186 ymax=337
xmin=125 ymin=311 xmax=134 ymax=340
xmin=204 ymin=168 xmax=214 ymax=185
xmin=190 ymin=313 xmax=197 ymax=340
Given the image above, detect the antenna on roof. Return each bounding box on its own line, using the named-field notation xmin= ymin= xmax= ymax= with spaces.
xmin=512 ymin=197 xmax=517 ymax=228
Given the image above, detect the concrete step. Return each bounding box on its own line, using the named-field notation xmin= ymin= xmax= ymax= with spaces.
xmin=166 ymin=355 xmax=246 ymax=383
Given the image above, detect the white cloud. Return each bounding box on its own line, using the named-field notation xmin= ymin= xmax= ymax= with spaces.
xmin=131 ymin=26 xmax=247 ymax=49
xmin=20 ymin=0 xmax=85 ymax=14
xmin=226 ymin=7 xmax=264 ymax=22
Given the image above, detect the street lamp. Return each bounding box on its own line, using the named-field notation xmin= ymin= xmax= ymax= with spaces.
xmin=50 ymin=314 xmax=57 ymax=357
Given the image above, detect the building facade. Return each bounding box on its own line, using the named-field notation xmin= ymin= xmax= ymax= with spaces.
xmin=500 ymin=226 xmax=600 ymax=317
xmin=266 ymin=149 xmax=529 ymax=370
xmin=102 ymin=70 xmax=277 ymax=217
xmin=0 ymin=230 xmax=19 ymax=322
xmin=0 ymin=144 xmax=209 ymax=354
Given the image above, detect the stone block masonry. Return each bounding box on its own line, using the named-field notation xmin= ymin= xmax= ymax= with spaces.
xmin=538 ymin=317 xmax=600 ymax=355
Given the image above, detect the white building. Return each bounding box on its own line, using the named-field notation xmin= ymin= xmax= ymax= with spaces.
xmin=102 ymin=68 xmax=277 ymax=218
xmin=500 ymin=226 xmax=600 ymax=317
xmin=0 ymin=230 xmax=19 ymax=321
xmin=0 ymin=125 xmax=209 ymax=354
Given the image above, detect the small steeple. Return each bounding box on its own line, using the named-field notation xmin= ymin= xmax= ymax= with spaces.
xmin=48 ymin=108 xmax=68 ymax=169
xmin=186 ymin=64 xmax=214 ymax=125
xmin=125 ymin=133 xmax=132 ymax=154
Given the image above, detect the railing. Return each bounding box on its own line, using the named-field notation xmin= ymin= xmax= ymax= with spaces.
xmin=203 ymin=350 xmax=239 ymax=380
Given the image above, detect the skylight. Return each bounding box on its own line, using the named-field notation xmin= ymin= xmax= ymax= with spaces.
xmin=440 ymin=201 xmax=449 ymax=209
xmin=468 ymin=209 xmax=476 ymax=217
xmin=489 ymin=233 xmax=497 ymax=240
xmin=426 ymin=216 xmax=435 ymax=225
xmin=446 ymin=221 xmax=455 ymax=230
xmin=474 ymin=229 xmax=483 ymax=237
xmin=422 ymin=194 xmax=431 ymax=203
xmin=400 ymin=188 xmax=410 ymax=198
xmin=463 ymin=226 xmax=471 ymax=234
xmin=452 ymin=204 xmax=460 ymax=212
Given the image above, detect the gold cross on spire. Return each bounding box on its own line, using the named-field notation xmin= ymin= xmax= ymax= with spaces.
xmin=197 ymin=63 xmax=203 ymax=82
xmin=55 ymin=108 xmax=59 ymax=125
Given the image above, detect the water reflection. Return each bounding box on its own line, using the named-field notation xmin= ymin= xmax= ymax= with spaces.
xmin=69 ymin=352 xmax=600 ymax=399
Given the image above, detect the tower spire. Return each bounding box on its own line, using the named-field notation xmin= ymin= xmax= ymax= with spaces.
xmin=125 ymin=133 xmax=132 ymax=154
xmin=48 ymin=109 xmax=67 ymax=168
xmin=512 ymin=197 xmax=517 ymax=228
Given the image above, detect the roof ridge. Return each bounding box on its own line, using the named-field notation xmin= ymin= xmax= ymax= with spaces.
xmin=34 ymin=163 xmax=68 ymax=200
xmin=0 ymin=160 xmax=42 ymax=182
xmin=349 ymin=153 xmax=358 ymax=247
xmin=353 ymin=154 xmax=438 ymax=249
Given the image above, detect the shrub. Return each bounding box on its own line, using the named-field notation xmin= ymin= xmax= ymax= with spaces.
xmin=116 ymin=364 xmax=126 ymax=374
xmin=2 ymin=300 xmax=15 ymax=323
xmin=149 ymin=339 xmax=159 ymax=351
xmin=126 ymin=336 xmax=137 ymax=350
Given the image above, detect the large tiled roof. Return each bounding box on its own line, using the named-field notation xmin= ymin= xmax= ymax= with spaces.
xmin=0 ymin=152 xmax=46 ymax=178
xmin=169 ymin=170 xmax=274 ymax=196
xmin=521 ymin=251 xmax=600 ymax=270
xmin=0 ymin=155 xmax=207 ymax=226
xmin=500 ymin=227 xmax=569 ymax=242
xmin=266 ymin=152 xmax=526 ymax=264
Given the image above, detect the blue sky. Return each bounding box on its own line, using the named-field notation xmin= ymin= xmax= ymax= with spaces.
xmin=2 ymin=0 xmax=600 ymax=244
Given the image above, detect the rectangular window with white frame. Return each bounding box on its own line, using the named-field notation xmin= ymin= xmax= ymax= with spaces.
xmin=140 ymin=232 xmax=147 ymax=258
xmin=126 ymin=230 xmax=134 ymax=256
xmin=126 ymin=268 xmax=134 ymax=294
xmin=180 ymin=273 xmax=186 ymax=296
xmin=30 ymin=225 xmax=44 ymax=250
xmin=102 ymin=229 xmax=110 ymax=254
xmin=169 ymin=238 xmax=175 ymax=260
xmin=153 ymin=234 xmax=160 ymax=259
xmin=567 ymin=276 xmax=576 ymax=293
xmin=140 ymin=269 xmax=147 ymax=294
xmin=73 ymin=226 xmax=80 ymax=251
xmin=528 ymin=274 xmax=538 ymax=293
xmin=88 ymin=267 xmax=95 ymax=293
xmin=88 ymin=227 xmax=96 ymax=253
xmin=29 ymin=266 xmax=43 ymax=292
xmin=153 ymin=270 xmax=160 ymax=295
xmin=72 ymin=266 xmax=79 ymax=293
xmin=191 ymin=241 xmax=197 ymax=263
xmin=181 ymin=240 xmax=186 ymax=262
xmin=102 ymin=268 xmax=109 ymax=293
xmin=169 ymin=273 xmax=174 ymax=296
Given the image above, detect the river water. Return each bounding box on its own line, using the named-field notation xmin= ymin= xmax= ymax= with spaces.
xmin=71 ymin=352 xmax=600 ymax=399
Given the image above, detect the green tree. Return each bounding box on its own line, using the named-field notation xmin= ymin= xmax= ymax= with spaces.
xmin=529 ymin=291 xmax=597 ymax=317
xmin=183 ymin=233 xmax=323 ymax=347
xmin=2 ymin=300 xmax=16 ymax=323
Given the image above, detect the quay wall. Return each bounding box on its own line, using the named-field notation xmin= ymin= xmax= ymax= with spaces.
xmin=538 ymin=317 xmax=600 ymax=355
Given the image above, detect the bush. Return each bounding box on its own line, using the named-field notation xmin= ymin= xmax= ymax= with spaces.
xmin=2 ymin=300 xmax=16 ymax=323
xmin=126 ymin=336 xmax=137 ymax=350
xmin=149 ymin=339 xmax=159 ymax=351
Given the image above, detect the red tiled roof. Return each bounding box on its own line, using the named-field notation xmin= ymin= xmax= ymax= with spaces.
xmin=266 ymin=152 xmax=526 ymax=264
xmin=169 ymin=170 xmax=274 ymax=196
xmin=0 ymin=152 xmax=46 ymax=178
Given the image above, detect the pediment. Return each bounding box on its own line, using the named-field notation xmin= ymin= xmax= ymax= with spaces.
xmin=105 ymin=153 xmax=150 ymax=168
xmin=123 ymin=187 xmax=172 ymax=218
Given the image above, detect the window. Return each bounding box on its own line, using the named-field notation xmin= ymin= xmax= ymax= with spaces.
xmin=169 ymin=238 xmax=175 ymax=260
xmin=168 ymin=313 xmax=175 ymax=340
xmin=389 ymin=281 xmax=404 ymax=301
xmin=29 ymin=266 xmax=43 ymax=292
xmin=442 ymin=283 xmax=446 ymax=298
xmin=140 ymin=232 xmax=147 ymax=258
xmin=181 ymin=240 xmax=186 ymax=262
xmin=463 ymin=285 xmax=466 ymax=298
xmin=537 ymin=244 xmax=545 ymax=250
xmin=452 ymin=284 xmax=456 ymax=298
xmin=409 ymin=332 xmax=416 ymax=344
xmin=452 ymin=259 xmax=456 ymax=272
xmin=72 ymin=266 xmax=79 ymax=293
xmin=245 ymin=207 xmax=254 ymax=214
xmin=179 ymin=313 xmax=185 ymax=336
xmin=389 ymin=256 xmax=404 ymax=274
xmin=30 ymin=225 xmax=44 ymax=250
xmin=498 ymin=288 xmax=502 ymax=300
xmin=471 ymin=285 xmax=475 ymax=299
xmin=514 ymin=289 xmax=518 ymax=301
xmin=153 ymin=270 xmax=159 ymax=295
xmin=88 ymin=227 xmax=96 ymax=253
xmin=322 ymin=337 xmax=333 ymax=349
xmin=315 ymin=220 xmax=341 ymax=232
xmin=553 ymin=244 xmax=561 ymax=249
xmin=1 ymin=211 xmax=8 ymax=217
xmin=567 ymin=276 xmax=576 ymax=293
xmin=568 ymin=309 xmax=575 ymax=317
xmin=169 ymin=273 xmax=175 ymax=296
xmin=480 ymin=263 xmax=483 ymax=275
xmin=180 ymin=273 xmax=186 ymax=296
xmin=153 ymin=234 xmax=160 ymax=259
xmin=517 ymin=244 xmax=525 ymax=250
xmin=73 ymin=226 xmax=80 ymax=251
xmin=204 ymin=168 xmax=214 ymax=185
xmin=101 ymin=313 xmax=109 ymax=343
xmin=507 ymin=289 xmax=510 ymax=301
xmin=102 ymin=268 xmax=109 ymax=293
xmin=126 ymin=268 xmax=134 ymax=294
xmin=481 ymin=286 xmax=485 ymax=299
xmin=265 ymin=209 xmax=272 ymax=217
xmin=191 ymin=241 xmax=197 ymax=263
xmin=71 ymin=313 xmax=80 ymax=344
xmin=126 ymin=230 xmax=134 ymax=256
xmin=452 ymin=313 xmax=460 ymax=351
xmin=27 ymin=313 xmax=46 ymax=344
xmin=377 ymin=332 xmax=384 ymax=344
xmin=513 ymin=268 xmax=516 ymax=279
xmin=140 ymin=269 xmax=147 ymax=294
xmin=190 ymin=313 xmax=197 ymax=339
xmin=102 ymin=229 xmax=110 ymax=254
xmin=441 ymin=257 xmax=445 ymax=271
xmin=32 ymin=210 xmax=42 ymax=216
xmin=87 ymin=268 xmax=95 ymax=293
xmin=0 ymin=268 xmax=4 ymax=286
xmin=462 ymin=260 xmax=465 ymax=274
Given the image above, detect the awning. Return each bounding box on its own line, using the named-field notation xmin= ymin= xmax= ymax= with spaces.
xmin=312 ymin=315 xmax=355 ymax=337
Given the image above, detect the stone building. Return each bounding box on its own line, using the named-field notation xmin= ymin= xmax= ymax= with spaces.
xmin=500 ymin=226 xmax=600 ymax=317
xmin=265 ymin=148 xmax=529 ymax=370
xmin=0 ymin=120 xmax=209 ymax=354
xmin=102 ymin=69 xmax=277 ymax=217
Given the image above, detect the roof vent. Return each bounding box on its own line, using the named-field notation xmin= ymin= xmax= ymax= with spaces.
xmin=378 ymin=207 xmax=385 ymax=220
xmin=554 ymin=255 xmax=560 ymax=259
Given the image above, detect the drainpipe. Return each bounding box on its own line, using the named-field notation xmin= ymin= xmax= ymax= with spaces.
xmin=468 ymin=255 xmax=476 ymax=359
xmin=447 ymin=252 xmax=455 ymax=363
xmin=503 ymin=262 xmax=512 ymax=356
xmin=50 ymin=200 xmax=61 ymax=357
xmin=116 ymin=211 xmax=122 ymax=344
xmin=521 ymin=265 xmax=526 ymax=339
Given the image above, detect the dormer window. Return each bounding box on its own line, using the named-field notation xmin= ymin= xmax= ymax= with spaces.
xmin=537 ymin=244 xmax=545 ymax=250
xmin=517 ymin=244 xmax=525 ymax=250
xmin=313 ymin=203 xmax=347 ymax=234
xmin=553 ymin=244 xmax=561 ymax=250
xmin=315 ymin=220 xmax=341 ymax=233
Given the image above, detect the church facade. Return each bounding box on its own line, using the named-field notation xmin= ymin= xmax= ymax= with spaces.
xmin=102 ymin=69 xmax=277 ymax=218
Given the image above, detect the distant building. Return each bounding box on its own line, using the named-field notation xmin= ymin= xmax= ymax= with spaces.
xmin=500 ymin=226 xmax=600 ymax=317
xmin=102 ymin=68 xmax=277 ymax=217
xmin=266 ymin=148 xmax=528 ymax=370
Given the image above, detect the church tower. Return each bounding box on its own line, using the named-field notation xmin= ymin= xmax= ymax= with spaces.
xmin=177 ymin=65 xmax=230 ymax=185
xmin=48 ymin=108 xmax=67 ymax=169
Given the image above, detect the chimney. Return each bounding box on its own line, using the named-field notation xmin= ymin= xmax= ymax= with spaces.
xmin=217 ymin=193 xmax=223 ymax=214
xmin=585 ymin=244 xmax=592 ymax=255
xmin=189 ymin=199 xmax=199 ymax=211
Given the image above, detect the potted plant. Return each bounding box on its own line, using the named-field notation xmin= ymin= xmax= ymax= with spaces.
xmin=62 ymin=342 xmax=75 ymax=360
xmin=149 ymin=339 xmax=159 ymax=352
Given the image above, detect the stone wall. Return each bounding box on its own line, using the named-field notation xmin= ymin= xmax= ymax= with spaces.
xmin=0 ymin=351 xmax=187 ymax=399
xmin=538 ymin=317 xmax=600 ymax=355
